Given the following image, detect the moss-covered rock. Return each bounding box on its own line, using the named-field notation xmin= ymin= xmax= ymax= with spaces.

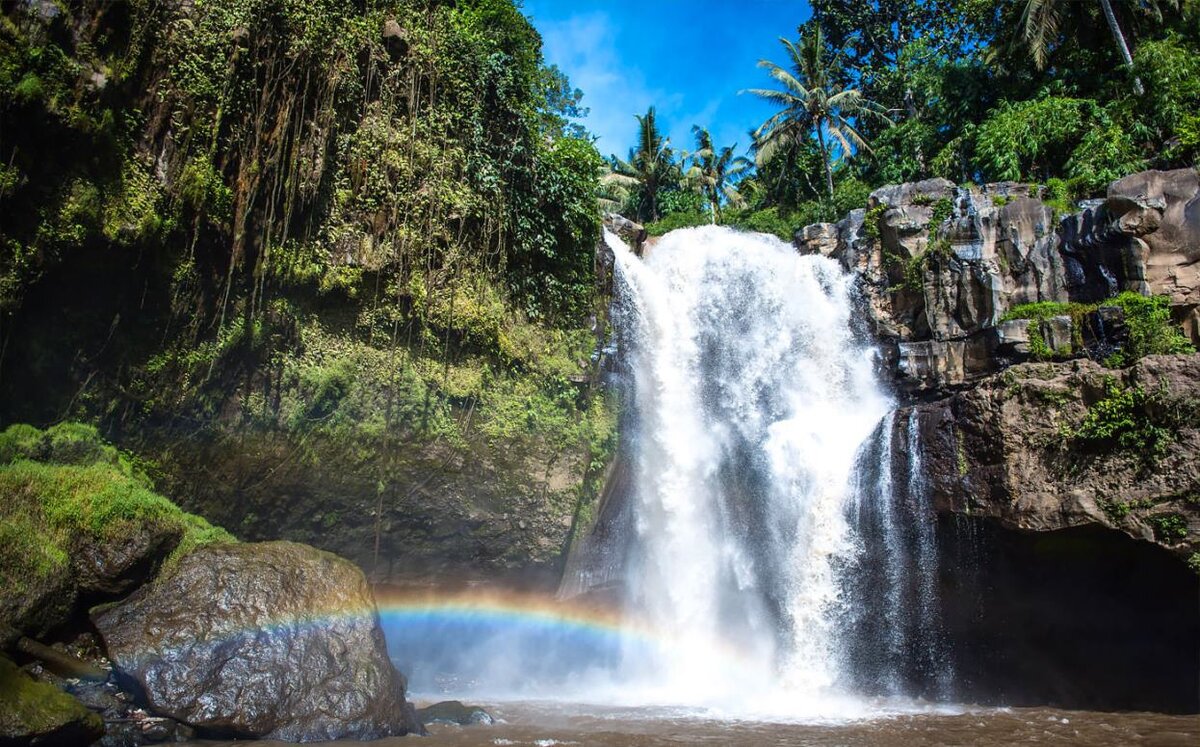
xmin=0 ymin=655 xmax=103 ymax=746
xmin=0 ymin=424 xmax=233 ymax=643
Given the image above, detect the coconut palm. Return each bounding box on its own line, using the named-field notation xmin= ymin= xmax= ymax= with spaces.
xmin=685 ymin=126 xmax=752 ymax=223
xmin=1022 ymin=0 xmax=1178 ymax=95
xmin=744 ymin=27 xmax=891 ymax=199
xmin=606 ymin=107 xmax=678 ymax=223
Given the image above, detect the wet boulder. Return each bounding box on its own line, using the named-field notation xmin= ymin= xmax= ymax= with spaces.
xmin=92 ymin=541 xmax=414 ymax=741
xmin=417 ymin=700 xmax=494 ymax=726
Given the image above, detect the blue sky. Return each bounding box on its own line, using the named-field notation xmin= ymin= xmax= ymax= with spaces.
xmin=522 ymin=1 xmax=812 ymax=160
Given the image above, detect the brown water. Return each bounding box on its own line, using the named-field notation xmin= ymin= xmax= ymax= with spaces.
xmin=190 ymin=700 xmax=1200 ymax=746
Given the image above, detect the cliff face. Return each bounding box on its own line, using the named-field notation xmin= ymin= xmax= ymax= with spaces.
xmin=798 ymin=168 xmax=1200 ymax=393
xmin=790 ymin=168 xmax=1200 ymax=556
xmin=0 ymin=0 xmax=614 ymax=587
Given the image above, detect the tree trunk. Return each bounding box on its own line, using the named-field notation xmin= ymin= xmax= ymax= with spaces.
xmin=816 ymin=124 xmax=835 ymax=199
xmin=1100 ymin=0 xmax=1144 ymax=96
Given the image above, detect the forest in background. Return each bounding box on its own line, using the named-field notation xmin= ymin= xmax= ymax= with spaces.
xmin=607 ymin=0 xmax=1200 ymax=239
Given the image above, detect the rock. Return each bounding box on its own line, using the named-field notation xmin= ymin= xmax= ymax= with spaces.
xmin=910 ymin=354 xmax=1200 ymax=558
xmin=0 ymin=655 xmax=103 ymax=747
xmin=1040 ymin=315 xmax=1074 ymax=355
xmin=382 ymin=19 xmax=408 ymax=60
xmin=1106 ymin=169 xmax=1200 ymax=306
xmin=416 ymin=700 xmax=494 ymax=726
xmin=92 ymin=541 xmax=414 ymax=741
xmin=602 ymin=213 xmax=647 ymax=255
xmin=794 ymin=222 xmax=839 ymax=256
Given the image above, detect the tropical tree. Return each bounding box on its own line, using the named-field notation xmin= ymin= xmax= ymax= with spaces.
xmin=606 ymin=107 xmax=678 ymax=222
xmin=1022 ymin=0 xmax=1179 ymax=94
xmin=745 ymin=27 xmax=891 ymax=198
xmin=685 ymin=126 xmax=752 ymax=223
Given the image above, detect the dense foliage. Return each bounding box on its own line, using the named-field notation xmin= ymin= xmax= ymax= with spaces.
xmin=0 ymin=1 xmax=616 ymax=559
xmin=631 ymin=1 xmax=1200 ymax=239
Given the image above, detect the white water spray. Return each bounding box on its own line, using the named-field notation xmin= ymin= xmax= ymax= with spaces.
xmin=607 ymin=226 xmax=892 ymax=711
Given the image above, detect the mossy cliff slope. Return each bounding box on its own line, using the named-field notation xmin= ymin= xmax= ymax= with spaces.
xmin=0 ymin=0 xmax=614 ymax=583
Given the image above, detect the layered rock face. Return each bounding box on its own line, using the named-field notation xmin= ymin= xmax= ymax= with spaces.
xmin=92 ymin=541 xmax=415 ymax=741
xmin=800 ymin=168 xmax=1200 ymax=392
xmin=903 ymin=355 xmax=1199 ymax=559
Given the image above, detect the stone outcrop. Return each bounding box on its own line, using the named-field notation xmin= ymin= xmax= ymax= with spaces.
xmin=796 ymin=168 xmax=1200 ymax=392
xmin=902 ymin=354 xmax=1199 ymax=558
xmin=92 ymin=541 xmax=415 ymax=741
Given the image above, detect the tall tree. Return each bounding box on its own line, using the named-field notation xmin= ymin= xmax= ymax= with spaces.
xmin=1022 ymin=0 xmax=1179 ymax=94
xmin=606 ymin=107 xmax=678 ymax=222
xmin=685 ymin=127 xmax=752 ymax=223
xmin=746 ymin=28 xmax=891 ymax=198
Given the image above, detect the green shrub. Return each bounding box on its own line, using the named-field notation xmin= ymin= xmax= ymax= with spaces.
xmin=645 ymin=211 xmax=710 ymax=236
xmin=1071 ymin=379 xmax=1173 ymax=462
xmin=1149 ymin=513 xmax=1188 ymax=544
xmin=1105 ymin=292 xmax=1194 ymax=363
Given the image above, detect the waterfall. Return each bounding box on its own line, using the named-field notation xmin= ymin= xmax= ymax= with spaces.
xmin=840 ymin=407 xmax=953 ymax=700
xmin=605 ymin=226 xmax=893 ymax=710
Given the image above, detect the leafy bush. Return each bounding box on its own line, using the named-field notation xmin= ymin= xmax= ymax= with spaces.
xmin=646 ymin=211 xmax=710 ymax=236
xmin=1065 ymin=123 xmax=1145 ymax=196
xmin=1071 ymin=379 xmax=1173 ymax=462
xmin=1104 ymin=292 xmax=1194 ymax=365
xmin=1149 ymin=513 xmax=1189 ymax=544
xmin=974 ymin=96 xmax=1093 ymax=182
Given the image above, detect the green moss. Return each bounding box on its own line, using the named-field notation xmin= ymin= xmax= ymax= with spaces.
xmin=0 ymin=424 xmax=234 ymax=594
xmin=1187 ymin=553 xmax=1200 ymax=575
xmin=0 ymin=656 xmax=101 ymax=738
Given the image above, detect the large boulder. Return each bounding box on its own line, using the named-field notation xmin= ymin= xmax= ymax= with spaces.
xmin=92 ymin=541 xmax=414 ymax=741
xmin=0 ymin=656 xmax=103 ymax=746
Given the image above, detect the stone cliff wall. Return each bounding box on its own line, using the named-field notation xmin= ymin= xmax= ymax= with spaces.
xmin=796 ymin=168 xmax=1200 ymax=394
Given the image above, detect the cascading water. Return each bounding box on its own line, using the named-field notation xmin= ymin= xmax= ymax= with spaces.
xmin=605 ymin=225 xmax=894 ymax=711
xmin=389 ymin=225 xmax=956 ymax=716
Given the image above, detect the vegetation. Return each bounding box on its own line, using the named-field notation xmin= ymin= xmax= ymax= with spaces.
xmin=745 ymin=26 xmax=891 ymax=198
xmin=0 ymin=656 xmax=102 ymax=737
xmin=999 ymin=293 xmax=1193 ymax=363
xmin=0 ymin=1 xmax=615 ymax=549
xmin=1068 ymin=377 xmax=1192 ymax=467
xmin=622 ymin=1 xmax=1200 ymax=241
xmin=0 ymin=423 xmax=233 ymax=598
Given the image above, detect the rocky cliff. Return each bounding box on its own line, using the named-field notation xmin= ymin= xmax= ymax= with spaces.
xmin=798 ymin=168 xmax=1200 ymax=393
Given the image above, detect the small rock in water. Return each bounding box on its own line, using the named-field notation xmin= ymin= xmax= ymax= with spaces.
xmin=417 ymin=700 xmax=495 ymax=726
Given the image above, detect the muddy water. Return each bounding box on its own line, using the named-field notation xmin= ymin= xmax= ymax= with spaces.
xmin=190 ymin=700 xmax=1200 ymax=747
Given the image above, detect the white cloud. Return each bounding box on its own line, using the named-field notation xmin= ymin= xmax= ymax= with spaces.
xmin=537 ymin=12 xmax=666 ymax=157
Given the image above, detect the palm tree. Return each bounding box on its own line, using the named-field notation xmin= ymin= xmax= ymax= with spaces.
xmin=685 ymin=126 xmax=752 ymax=223
xmin=744 ymin=27 xmax=890 ymax=199
xmin=606 ymin=107 xmax=678 ymax=223
xmin=1022 ymin=0 xmax=1178 ymax=95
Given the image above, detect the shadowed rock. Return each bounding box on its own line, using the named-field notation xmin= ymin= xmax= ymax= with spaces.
xmin=0 ymin=655 xmax=103 ymax=746
xmin=92 ymin=541 xmax=414 ymax=741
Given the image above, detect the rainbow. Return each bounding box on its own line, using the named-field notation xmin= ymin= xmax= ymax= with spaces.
xmin=373 ymin=587 xmax=661 ymax=647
